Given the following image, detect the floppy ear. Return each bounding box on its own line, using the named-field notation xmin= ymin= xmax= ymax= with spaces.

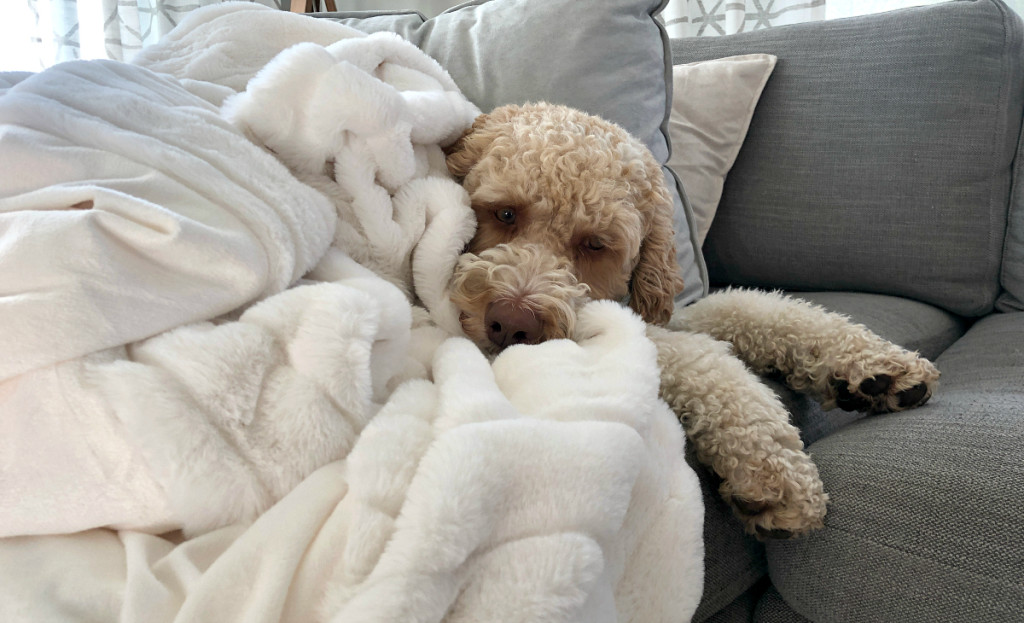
xmin=628 ymin=162 xmax=685 ymax=325
xmin=444 ymin=105 xmax=522 ymax=179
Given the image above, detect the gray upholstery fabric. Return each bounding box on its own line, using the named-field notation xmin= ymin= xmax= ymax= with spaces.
xmin=691 ymin=289 xmax=969 ymax=620
xmin=754 ymin=587 xmax=811 ymax=623
xmin=692 ymin=291 xmax=969 ymax=620
xmin=934 ymin=311 xmax=1024 ymax=392
xmin=316 ymin=0 xmax=708 ymax=304
xmin=764 ymin=377 xmax=865 ymax=448
xmin=670 ymin=0 xmax=1024 ymax=317
xmin=784 ymin=291 xmax=969 ymax=362
xmin=765 ymin=314 xmax=1024 ymax=622
xmin=704 ymin=580 xmax=767 ymax=623
xmin=688 ymin=446 xmax=767 ymax=622
xmin=1000 ymin=90 xmax=1024 ymax=312
xmin=747 ymin=291 xmax=968 ymax=445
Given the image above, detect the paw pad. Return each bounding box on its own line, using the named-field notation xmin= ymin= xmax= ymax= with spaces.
xmin=897 ymin=382 xmax=929 ymax=408
xmin=858 ymin=374 xmax=891 ymax=396
xmin=830 ymin=366 xmax=936 ymax=414
xmin=834 ymin=382 xmax=871 ymax=412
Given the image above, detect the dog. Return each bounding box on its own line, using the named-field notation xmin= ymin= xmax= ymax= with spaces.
xmin=444 ymin=102 xmax=940 ymax=539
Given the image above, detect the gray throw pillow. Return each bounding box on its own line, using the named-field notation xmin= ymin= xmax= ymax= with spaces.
xmin=316 ymin=0 xmax=708 ymax=306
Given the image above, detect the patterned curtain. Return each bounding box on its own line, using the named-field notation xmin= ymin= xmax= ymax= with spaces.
xmin=18 ymin=0 xmax=283 ymax=69
xmin=22 ymin=0 xmax=81 ymax=70
xmin=662 ymin=0 xmax=827 ymax=38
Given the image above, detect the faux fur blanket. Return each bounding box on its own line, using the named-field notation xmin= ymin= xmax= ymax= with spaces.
xmin=0 ymin=4 xmax=703 ymax=621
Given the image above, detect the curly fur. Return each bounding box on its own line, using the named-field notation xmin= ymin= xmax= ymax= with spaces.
xmin=648 ymin=325 xmax=828 ymax=536
xmin=445 ymin=102 xmax=939 ymax=538
xmin=450 ymin=243 xmax=590 ymax=353
xmin=669 ymin=288 xmax=939 ymax=413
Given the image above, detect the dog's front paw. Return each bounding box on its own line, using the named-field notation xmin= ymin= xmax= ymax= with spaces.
xmin=825 ymin=345 xmax=940 ymax=414
xmin=720 ymin=449 xmax=829 ymax=540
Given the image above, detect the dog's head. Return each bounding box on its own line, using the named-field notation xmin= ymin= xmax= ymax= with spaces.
xmin=445 ymin=103 xmax=684 ymax=353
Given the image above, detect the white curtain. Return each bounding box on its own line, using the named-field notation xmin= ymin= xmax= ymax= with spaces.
xmin=662 ymin=0 xmax=827 ymax=38
xmin=14 ymin=0 xmax=282 ymax=70
xmin=18 ymin=0 xmax=81 ymax=71
xmin=100 ymin=0 xmax=283 ymax=61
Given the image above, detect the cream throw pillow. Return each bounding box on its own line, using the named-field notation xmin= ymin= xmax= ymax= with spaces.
xmin=668 ymin=53 xmax=777 ymax=246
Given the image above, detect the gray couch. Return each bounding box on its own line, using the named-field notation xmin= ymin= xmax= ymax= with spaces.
xmin=318 ymin=0 xmax=1024 ymax=620
xmin=672 ymin=2 xmax=1024 ymax=621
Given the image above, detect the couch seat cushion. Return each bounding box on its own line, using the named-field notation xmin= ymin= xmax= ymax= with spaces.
xmin=934 ymin=311 xmax=1024 ymax=392
xmin=753 ymin=586 xmax=811 ymax=623
xmin=764 ymin=313 xmax=1024 ymax=622
xmin=785 ymin=291 xmax=969 ymax=362
xmin=749 ymin=291 xmax=968 ymax=444
xmin=687 ymin=446 xmax=767 ymax=622
xmin=692 ymin=291 xmax=969 ymax=620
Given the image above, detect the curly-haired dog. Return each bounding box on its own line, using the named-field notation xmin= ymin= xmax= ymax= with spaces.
xmin=445 ymin=102 xmax=940 ymax=539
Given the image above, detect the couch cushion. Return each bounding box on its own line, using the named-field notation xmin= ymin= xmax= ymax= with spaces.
xmin=315 ymin=0 xmax=708 ymax=305
xmin=753 ymin=586 xmax=810 ymax=623
xmin=938 ymin=310 xmax=1024 ymax=392
xmin=687 ymin=446 xmax=767 ymax=622
xmin=786 ymin=291 xmax=969 ymax=362
xmin=1000 ymin=62 xmax=1024 ymax=312
xmin=693 ymin=291 xmax=968 ymax=619
xmin=784 ymin=290 xmax=968 ymax=442
xmin=764 ymin=313 xmax=1024 ymax=622
xmin=671 ymin=0 xmax=1024 ymax=317
xmin=743 ymin=291 xmax=968 ymax=444
xmin=703 ymin=581 xmax=765 ymax=623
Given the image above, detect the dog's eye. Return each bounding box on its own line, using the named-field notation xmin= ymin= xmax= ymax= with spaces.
xmin=583 ymin=237 xmax=605 ymax=251
xmin=494 ymin=207 xmax=517 ymax=225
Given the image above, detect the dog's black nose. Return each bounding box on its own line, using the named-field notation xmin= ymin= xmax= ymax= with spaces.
xmin=485 ymin=300 xmax=543 ymax=349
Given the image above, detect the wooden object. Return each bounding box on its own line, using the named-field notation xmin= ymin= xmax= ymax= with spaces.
xmin=290 ymin=0 xmax=337 ymax=12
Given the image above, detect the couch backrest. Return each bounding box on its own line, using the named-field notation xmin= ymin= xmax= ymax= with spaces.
xmin=671 ymin=0 xmax=1024 ymax=317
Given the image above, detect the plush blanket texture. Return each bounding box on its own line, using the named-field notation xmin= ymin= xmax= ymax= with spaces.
xmin=0 ymin=4 xmax=703 ymax=621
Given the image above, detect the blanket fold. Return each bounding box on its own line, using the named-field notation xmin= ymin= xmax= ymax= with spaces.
xmin=0 ymin=60 xmax=336 ymax=382
xmin=1 ymin=304 xmax=703 ymax=623
xmin=222 ymin=31 xmax=480 ymax=336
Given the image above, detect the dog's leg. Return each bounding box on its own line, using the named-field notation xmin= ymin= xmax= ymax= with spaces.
xmin=647 ymin=325 xmax=828 ymax=539
xmin=670 ymin=288 xmax=940 ymax=413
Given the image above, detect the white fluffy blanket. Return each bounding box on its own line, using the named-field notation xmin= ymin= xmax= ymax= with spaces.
xmin=0 ymin=4 xmax=703 ymax=621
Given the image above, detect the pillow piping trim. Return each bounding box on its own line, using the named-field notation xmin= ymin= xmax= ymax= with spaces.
xmin=654 ymin=0 xmax=710 ymax=301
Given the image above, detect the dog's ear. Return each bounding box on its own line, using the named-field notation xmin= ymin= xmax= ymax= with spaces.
xmin=628 ymin=160 xmax=685 ymax=325
xmin=444 ymin=105 xmax=521 ymax=179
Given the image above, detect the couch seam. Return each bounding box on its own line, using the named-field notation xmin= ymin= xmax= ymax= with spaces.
xmin=770 ymin=523 xmax=1024 ymax=623
xmin=698 ymin=559 xmax=768 ymax=620
xmin=994 ymin=0 xmax=1024 ymax=312
xmin=989 ymin=0 xmax=1022 ymax=314
xmin=655 ymin=1 xmax=710 ymax=300
xmin=776 ymin=521 xmax=1024 ymax=592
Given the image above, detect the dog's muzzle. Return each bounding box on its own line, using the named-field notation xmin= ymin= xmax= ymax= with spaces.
xmin=449 ymin=243 xmax=591 ymax=351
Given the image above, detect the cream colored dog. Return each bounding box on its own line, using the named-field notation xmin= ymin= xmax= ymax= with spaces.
xmin=445 ymin=102 xmax=940 ymax=539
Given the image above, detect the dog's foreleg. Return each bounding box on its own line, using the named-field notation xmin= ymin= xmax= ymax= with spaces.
xmin=670 ymin=289 xmax=940 ymax=413
xmin=647 ymin=325 xmax=827 ymax=539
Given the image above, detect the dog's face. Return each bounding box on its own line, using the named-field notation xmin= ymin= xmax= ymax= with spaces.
xmin=445 ymin=103 xmax=684 ymax=353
